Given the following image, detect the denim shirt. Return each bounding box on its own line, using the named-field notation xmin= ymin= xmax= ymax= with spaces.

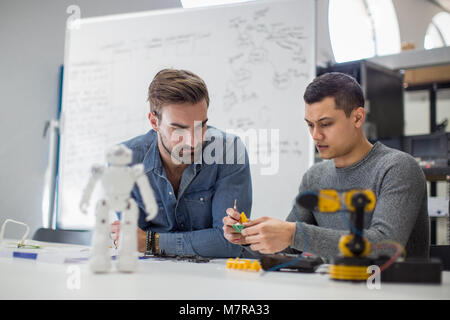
xmin=122 ymin=126 xmax=252 ymax=258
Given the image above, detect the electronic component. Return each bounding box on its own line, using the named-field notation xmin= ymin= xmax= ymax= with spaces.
xmin=232 ymin=212 xmax=248 ymax=233
xmin=142 ymin=253 xmax=211 ymax=263
xmin=79 ymin=145 xmax=158 ymax=273
xmin=260 ymin=253 xmax=324 ymax=273
xmin=297 ymin=189 xmax=444 ymax=284
xmin=226 ymin=257 xmax=261 ymax=271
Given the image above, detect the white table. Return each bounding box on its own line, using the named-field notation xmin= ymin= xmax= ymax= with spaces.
xmin=0 ymin=241 xmax=449 ymax=300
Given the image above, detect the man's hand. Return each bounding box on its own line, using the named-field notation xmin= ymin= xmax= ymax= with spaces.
xmin=110 ymin=220 xmax=148 ymax=252
xmin=222 ymin=208 xmax=248 ymax=245
xmin=240 ymin=217 xmax=296 ymax=254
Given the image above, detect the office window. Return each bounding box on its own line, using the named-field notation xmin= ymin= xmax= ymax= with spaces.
xmin=424 ymin=12 xmax=450 ymax=49
xmin=328 ymin=0 xmax=401 ymax=63
xmin=181 ymin=0 xmax=256 ymax=8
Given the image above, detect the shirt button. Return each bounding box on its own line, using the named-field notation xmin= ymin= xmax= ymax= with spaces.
xmin=169 ymin=192 xmax=173 ymax=195
xmin=200 ymin=197 xmax=204 ymax=202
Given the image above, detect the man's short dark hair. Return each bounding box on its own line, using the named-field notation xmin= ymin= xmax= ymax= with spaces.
xmin=303 ymin=72 xmax=365 ymax=117
xmin=148 ymin=69 xmax=209 ymax=119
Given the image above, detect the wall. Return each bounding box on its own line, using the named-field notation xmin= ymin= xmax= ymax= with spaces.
xmin=393 ymin=0 xmax=442 ymax=49
xmin=316 ymin=0 xmax=446 ymax=66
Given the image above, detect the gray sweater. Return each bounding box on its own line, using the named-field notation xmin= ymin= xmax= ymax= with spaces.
xmin=286 ymin=142 xmax=430 ymax=260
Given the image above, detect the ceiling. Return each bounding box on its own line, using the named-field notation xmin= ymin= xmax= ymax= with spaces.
xmin=429 ymin=0 xmax=450 ymax=12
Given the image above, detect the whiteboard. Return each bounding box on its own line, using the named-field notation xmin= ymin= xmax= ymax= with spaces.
xmin=58 ymin=0 xmax=316 ymax=229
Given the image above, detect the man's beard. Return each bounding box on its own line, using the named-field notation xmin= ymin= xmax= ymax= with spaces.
xmin=159 ymin=132 xmax=204 ymax=165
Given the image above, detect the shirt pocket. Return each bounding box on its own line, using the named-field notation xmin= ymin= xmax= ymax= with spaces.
xmin=183 ymin=188 xmax=214 ymax=230
xmin=155 ymin=200 xmax=165 ymax=216
xmin=153 ymin=200 xmax=174 ymax=229
xmin=138 ymin=199 xmax=168 ymax=229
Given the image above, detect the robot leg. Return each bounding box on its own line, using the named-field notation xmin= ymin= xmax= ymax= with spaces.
xmin=90 ymin=199 xmax=112 ymax=273
xmin=116 ymin=199 xmax=139 ymax=273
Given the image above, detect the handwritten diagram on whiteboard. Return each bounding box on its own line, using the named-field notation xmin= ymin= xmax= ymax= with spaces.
xmin=59 ymin=0 xmax=315 ymax=229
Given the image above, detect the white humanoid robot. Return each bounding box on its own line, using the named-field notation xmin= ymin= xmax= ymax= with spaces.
xmin=80 ymin=144 xmax=158 ymax=273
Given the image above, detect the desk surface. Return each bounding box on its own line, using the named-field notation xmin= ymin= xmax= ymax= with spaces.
xmin=1 ymin=242 xmax=449 ymax=300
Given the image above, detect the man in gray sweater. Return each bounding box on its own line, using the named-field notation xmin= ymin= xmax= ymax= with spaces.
xmin=223 ymin=72 xmax=429 ymax=260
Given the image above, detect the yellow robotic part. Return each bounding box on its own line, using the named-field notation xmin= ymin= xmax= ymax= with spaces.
xmin=298 ymin=189 xmax=376 ymax=213
xmin=329 ymin=264 xmax=370 ymax=281
xmin=226 ymin=258 xmax=234 ymax=269
xmin=296 ymin=188 xmax=377 ymax=282
xmin=338 ymin=234 xmax=371 ymax=258
xmin=345 ymin=189 xmax=376 ymax=212
xmin=318 ymin=189 xmax=341 ymax=212
xmin=226 ymin=258 xmax=261 ymax=272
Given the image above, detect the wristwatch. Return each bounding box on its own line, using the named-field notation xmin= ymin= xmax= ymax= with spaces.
xmin=145 ymin=230 xmax=160 ymax=255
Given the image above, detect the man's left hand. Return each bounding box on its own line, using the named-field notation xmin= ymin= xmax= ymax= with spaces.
xmin=241 ymin=217 xmax=296 ymax=254
xmin=111 ymin=220 xmax=148 ymax=253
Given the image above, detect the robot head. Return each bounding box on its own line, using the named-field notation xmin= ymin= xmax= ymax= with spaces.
xmin=106 ymin=144 xmax=132 ymax=166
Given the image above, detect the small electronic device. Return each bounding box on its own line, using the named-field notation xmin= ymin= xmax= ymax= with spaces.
xmin=231 ymin=199 xmax=249 ymax=233
xmin=232 ymin=212 xmax=248 ymax=233
xmin=260 ymin=253 xmax=324 ymax=273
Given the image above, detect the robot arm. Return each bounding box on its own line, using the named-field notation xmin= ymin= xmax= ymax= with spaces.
xmin=133 ymin=164 xmax=158 ymax=221
xmin=79 ymin=165 xmax=104 ymax=214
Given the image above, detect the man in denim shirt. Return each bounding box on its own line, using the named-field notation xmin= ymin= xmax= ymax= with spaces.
xmin=112 ymin=69 xmax=252 ymax=258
